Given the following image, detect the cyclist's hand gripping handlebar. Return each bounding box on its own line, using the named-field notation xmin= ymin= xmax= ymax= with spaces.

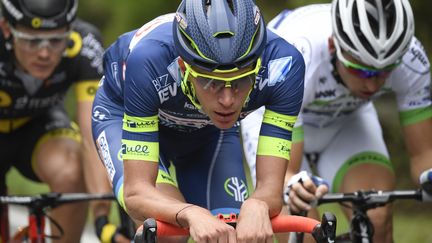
xmin=420 ymin=168 xmax=432 ymax=198
xmin=134 ymin=213 xmax=336 ymax=243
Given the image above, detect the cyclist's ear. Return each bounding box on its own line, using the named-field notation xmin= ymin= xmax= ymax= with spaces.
xmin=328 ymin=37 xmax=336 ymax=54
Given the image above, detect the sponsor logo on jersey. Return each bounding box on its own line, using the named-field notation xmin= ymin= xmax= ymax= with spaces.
xmin=111 ymin=62 xmax=121 ymax=89
xmin=224 ymin=177 xmax=248 ymax=202
xmin=0 ymin=90 xmax=12 ymax=107
xmin=124 ymin=119 xmax=157 ymax=129
xmin=121 ymin=143 xmax=150 ymax=156
xmin=82 ymin=33 xmax=104 ymax=74
xmin=92 ymin=105 xmax=111 ymax=122
xmin=314 ymin=89 xmax=336 ymax=98
xmin=159 ymin=83 xmax=177 ymax=104
xmin=96 ymin=131 xmax=116 ymax=182
xmin=183 ymin=102 xmax=198 ymax=111
xmin=152 ymin=74 xmax=177 ymax=104
xmin=268 ymin=56 xmax=293 ymax=85
xmin=258 ymin=56 xmax=293 ymax=90
xmin=14 ymin=93 xmax=64 ymax=110
xmin=404 ymin=38 xmax=430 ymax=75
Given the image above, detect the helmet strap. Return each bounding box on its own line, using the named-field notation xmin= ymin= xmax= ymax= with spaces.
xmin=330 ymin=53 xmax=345 ymax=87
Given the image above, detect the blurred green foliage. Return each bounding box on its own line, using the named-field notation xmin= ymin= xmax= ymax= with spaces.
xmin=78 ymin=0 xmax=432 ymax=61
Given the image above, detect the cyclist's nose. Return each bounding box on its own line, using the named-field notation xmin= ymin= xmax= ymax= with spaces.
xmin=37 ymin=46 xmax=52 ymax=58
xmin=217 ymin=87 xmax=235 ymax=107
xmin=363 ymin=77 xmax=381 ymax=93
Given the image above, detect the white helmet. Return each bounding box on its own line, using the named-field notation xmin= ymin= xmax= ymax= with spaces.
xmin=331 ymin=0 xmax=414 ymax=69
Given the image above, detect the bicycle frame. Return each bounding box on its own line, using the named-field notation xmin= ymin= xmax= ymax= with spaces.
xmin=0 ymin=192 xmax=116 ymax=243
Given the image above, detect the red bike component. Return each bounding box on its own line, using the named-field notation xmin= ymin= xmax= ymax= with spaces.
xmin=28 ymin=214 xmax=46 ymax=242
xmin=136 ymin=215 xmax=321 ymax=237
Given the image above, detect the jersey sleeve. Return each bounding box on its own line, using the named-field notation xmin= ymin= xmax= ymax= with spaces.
xmin=69 ymin=19 xmax=105 ymax=102
xmin=256 ymin=35 xmax=305 ymax=160
xmin=121 ymin=40 xmax=173 ymax=162
xmin=392 ymin=37 xmax=432 ymax=126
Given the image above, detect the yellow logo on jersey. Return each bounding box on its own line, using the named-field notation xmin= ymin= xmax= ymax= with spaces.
xmin=0 ymin=90 xmax=12 ymax=107
xmin=65 ymin=31 xmax=83 ymax=58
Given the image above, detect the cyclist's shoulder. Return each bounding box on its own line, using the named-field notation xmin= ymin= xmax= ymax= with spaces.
xmin=268 ymin=4 xmax=332 ymax=71
xmin=398 ymin=37 xmax=430 ymax=76
xmin=71 ymin=18 xmax=103 ymax=40
xmin=267 ymin=4 xmax=331 ymax=32
xmin=64 ymin=18 xmax=104 ymax=68
xmin=113 ymin=14 xmax=176 ymax=69
xmin=264 ymin=29 xmax=305 ymax=68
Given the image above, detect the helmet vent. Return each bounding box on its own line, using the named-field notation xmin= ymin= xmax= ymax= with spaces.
xmin=214 ymin=32 xmax=234 ymax=38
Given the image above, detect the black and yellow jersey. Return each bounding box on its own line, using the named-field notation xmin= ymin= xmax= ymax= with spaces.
xmin=0 ymin=19 xmax=103 ymax=132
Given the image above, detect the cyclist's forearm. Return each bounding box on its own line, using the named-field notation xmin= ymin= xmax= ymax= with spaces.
xmin=410 ymin=152 xmax=432 ymax=185
xmin=252 ymin=156 xmax=287 ymax=216
xmin=123 ymin=159 xmax=192 ymax=226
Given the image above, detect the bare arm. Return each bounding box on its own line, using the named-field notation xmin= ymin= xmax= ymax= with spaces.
xmin=252 ymin=155 xmax=287 ymax=216
xmin=123 ymin=159 xmax=237 ymax=242
xmin=403 ymin=118 xmax=432 ymax=185
xmin=122 ymin=159 xmax=188 ymax=223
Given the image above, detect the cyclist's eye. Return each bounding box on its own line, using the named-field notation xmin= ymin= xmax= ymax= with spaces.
xmin=28 ymin=38 xmax=43 ymax=48
xmin=49 ymin=38 xmax=64 ymax=45
xmin=237 ymin=76 xmax=253 ymax=91
xmin=231 ymin=80 xmax=240 ymax=91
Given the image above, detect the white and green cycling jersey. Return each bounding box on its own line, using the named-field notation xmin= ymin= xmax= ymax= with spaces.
xmin=242 ymin=4 xmax=432 ymax=191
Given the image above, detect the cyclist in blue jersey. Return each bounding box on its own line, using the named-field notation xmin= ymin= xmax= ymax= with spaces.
xmin=91 ymin=0 xmax=305 ymax=242
xmin=242 ymin=0 xmax=432 ymax=242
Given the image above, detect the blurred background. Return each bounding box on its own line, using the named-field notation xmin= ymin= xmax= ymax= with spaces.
xmin=6 ymin=0 xmax=432 ymax=242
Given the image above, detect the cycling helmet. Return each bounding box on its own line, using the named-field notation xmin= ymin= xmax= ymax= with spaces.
xmin=1 ymin=0 xmax=77 ymax=29
xmin=173 ymin=0 xmax=267 ymax=71
xmin=331 ymin=0 xmax=414 ymax=69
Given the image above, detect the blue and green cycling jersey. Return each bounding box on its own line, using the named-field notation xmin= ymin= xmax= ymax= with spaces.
xmin=100 ymin=14 xmax=305 ymax=162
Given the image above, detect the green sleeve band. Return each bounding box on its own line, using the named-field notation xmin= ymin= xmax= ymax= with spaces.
xmin=292 ymin=126 xmax=304 ymax=143
xmin=262 ymin=110 xmax=297 ymax=132
xmin=122 ymin=114 xmax=158 ymax=133
xmin=257 ymin=136 xmax=292 ymax=160
xmin=399 ymin=106 xmax=432 ymax=126
xmin=121 ymin=139 xmax=159 ymax=162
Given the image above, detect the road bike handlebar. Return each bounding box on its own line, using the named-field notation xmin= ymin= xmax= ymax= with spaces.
xmin=0 ymin=192 xmax=116 ymax=211
xmin=134 ymin=212 xmax=337 ymax=243
xmin=316 ymin=189 xmax=432 ymax=210
xmin=0 ymin=192 xmax=116 ymax=242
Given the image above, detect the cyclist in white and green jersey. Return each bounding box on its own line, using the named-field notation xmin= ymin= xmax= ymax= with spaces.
xmin=242 ymin=1 xmax=432 ymax=242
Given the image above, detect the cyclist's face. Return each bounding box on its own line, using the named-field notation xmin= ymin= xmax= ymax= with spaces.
xmin=190 ymin=65 xmax=256 ymax=129
xmin=4 ymin=23 xmax=69 ymax=80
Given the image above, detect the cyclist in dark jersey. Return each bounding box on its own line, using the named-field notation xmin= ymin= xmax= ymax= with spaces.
xmin=92 ymin=0 xmax=305 ymax=242
xmin=0 ymin=0 xmax=115 ymax=242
